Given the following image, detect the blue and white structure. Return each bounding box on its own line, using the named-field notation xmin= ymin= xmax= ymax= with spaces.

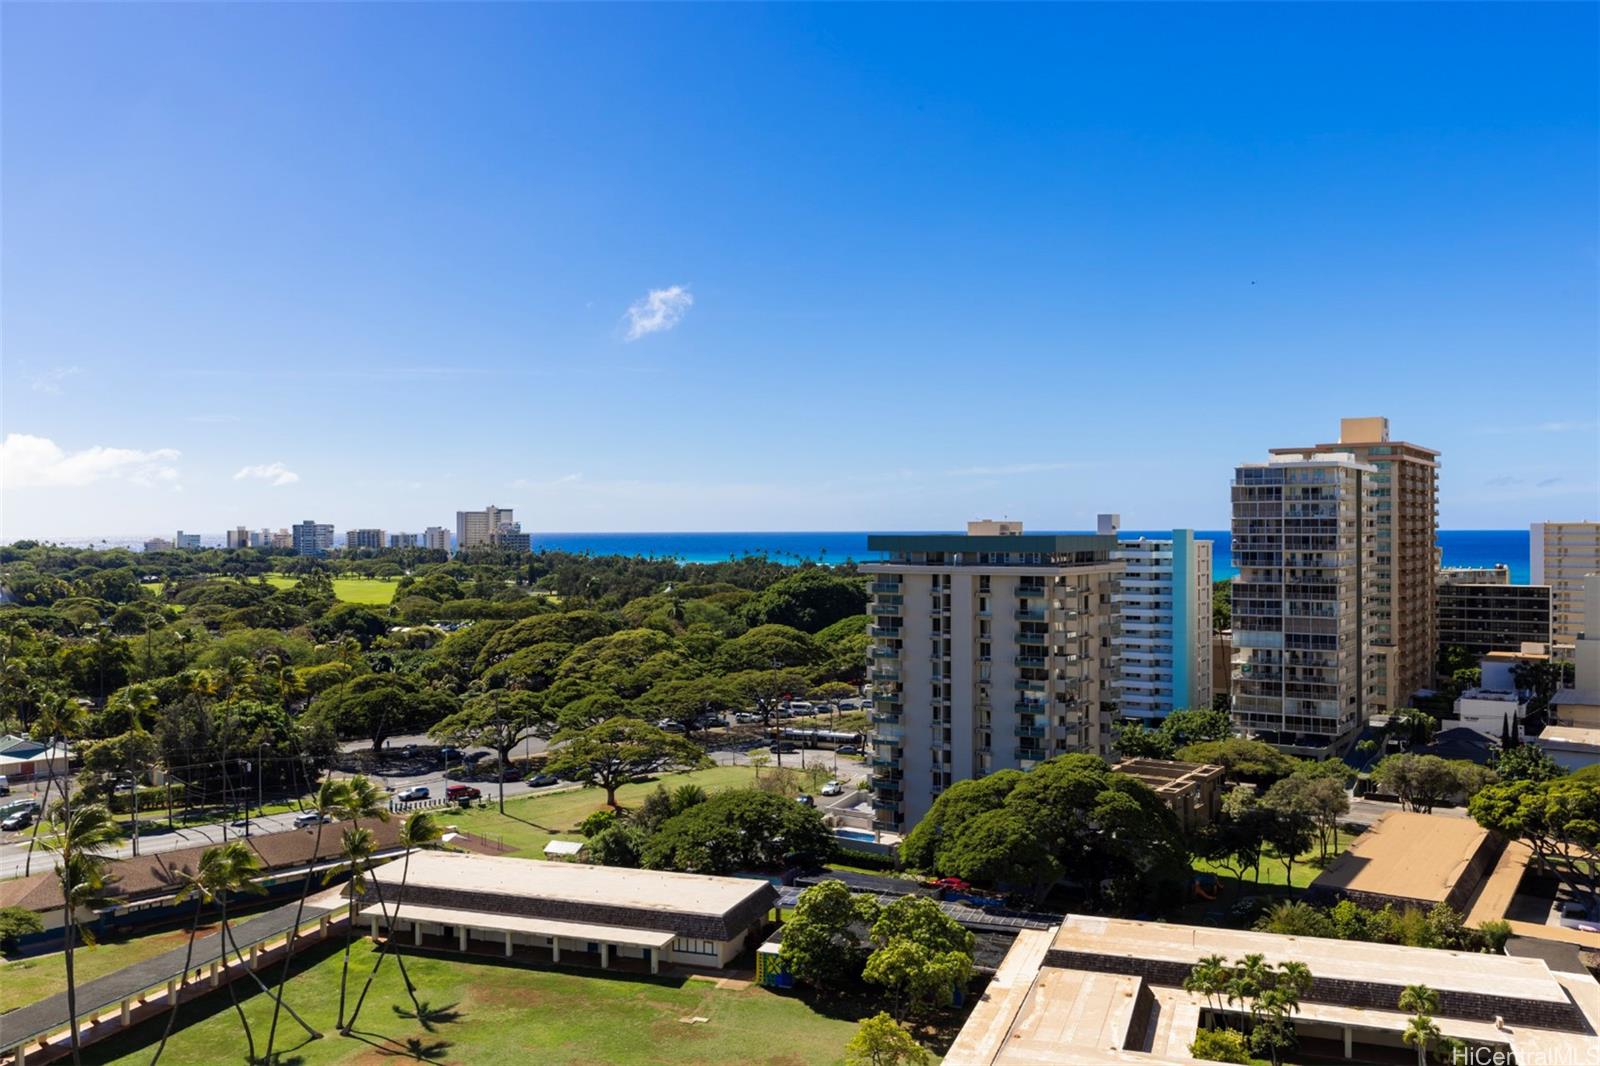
xmin=1105 ymin=515 xmax=1214 ymax=723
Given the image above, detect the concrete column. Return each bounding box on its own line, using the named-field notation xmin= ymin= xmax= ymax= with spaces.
xmin=414 ymin=922 xmax=423 ymax=946
xmin=650 ymin=949 xmax=659 ymax=975
xmin=209 ymin=963 xmax=220 ymax=987
xmin=14 ymin=1042 xmax=26 ymax=1066
xmin=504 ymin=931 xmax=513 ymax=958
xmin=318 ymin=914 xmax=330 ymax=936
xmin=552 ymin=939 xmax=561 ymax=963
xmin=249 ymin=944 xmax=259 ymax=967
xmin=1343 ymin=1026 xmax=1352 ymax=1059
xmin=120 ymin=998 xmax=131 ymax=1024
xmin=600 ymin=943 xmax=609 ymax=969
xmin=166 ymin=979 xmax=177 ymax=1002
xmin=458 ymin=926 xmax=468 ymax=952
xmin=370 ymin=915 xmax=379 ymax=939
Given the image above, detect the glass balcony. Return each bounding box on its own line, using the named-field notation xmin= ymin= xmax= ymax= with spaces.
xmin=871 ymin=603 xmax=901 ymax=616
xmin=871 ymin=667 xmax=900 ymax=682
xmin=1014 ymin=679 xmax=1047 ymax=693
xmin=1014 ymin=700 xmax=1047 ymax=713
xmin=870 ymin=647 xmax=899 ymax=660
xmin=870 ymin=581 xmax=901 ymax=594
xmin=869 ymin=626 xmax=901 ymax=639
xmin=1014 ymin=655 xmax=1046 ymax=668
xmin=1014 ymin=724 xmax=1046 ymax=738
xmin=1013 ymin=748 xmax=1045 ymax=762
xmin=1015 ymin=608 xmax=1046 ymax=621
xmin=1017 ymin=631 xmax=1050 ymax=646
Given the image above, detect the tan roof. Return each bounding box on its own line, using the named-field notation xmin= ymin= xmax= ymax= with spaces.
xmin=0 ymin=818 xmax=404 ymax=914
xmin=1536 ymin=725 xmax=1600 ymax=748
xmin=1308 ymin=811 xmax=1489 ymax=904
xmin=357 ymin=902 xmax=676 ymax=948
xmin=1054 ymin=916 xmax=1569 ymax=1005
xmin=373 ymin=850 xmax=770 ymax=917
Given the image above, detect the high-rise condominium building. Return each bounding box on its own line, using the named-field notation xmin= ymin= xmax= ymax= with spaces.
xmin=1270 ymin=417 xmax=1438 ymax=715
xmin=1531 ymin=522 xmax=1600 ymax=647
xmin=390 ymin=532 xmax=419 ymax=549
xmin=456 ymin=505 xmax=514 ymax=550
xmin=292 ymin=520 xmax=334 ymax=557
xmin=269 ymin=529 xmax=294 ymax=550
xmin=423 ymin=526 xmax=451 ymax=552
xmin=174 ymin=531 xmax=203 ymax=550
xmin=860 ymin=520 xmax=1122 ymax=831
xmin=494 ymin=522 xmax=532 ymax=552
xmin=1231 ymin=451 xmax=1373 ymax=754
xmin=143 ymin=537 xmax=173 ymax=553
xmin=225 ymin=526 xmax=250 ymax=549
xmin=1436 ymin=566 xmax=1551 ymax=663
xmin=345 ymin=528 xmax=387 ymax=551
xmin=1106 ymin=516 xmax=1214 ymax=722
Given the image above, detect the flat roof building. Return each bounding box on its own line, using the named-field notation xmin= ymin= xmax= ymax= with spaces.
xmin=1109 ymin=522 xmax=1213 ymax=723
xmin=860 ymin=520 xmax=1123 ymax=831
xmin=344 ymin=528 xmax=386 ymax=552
xmin=944 ymin=915 xmax=1600 ymax=1065
xmin=363 ymin=850 xmax=777 ymax=971
xmin=456 ymin=505 xmax=513 ymax=550
xmin=1110 ymin=759 xmax=1224 ymax=831
xmin=291 ymin=520 xmax=334 ymax=557
xmin=1306 ymin=811 xmax=1504 ymax=913
xmin=1437 ymin=566 xmax=1552 ymax=666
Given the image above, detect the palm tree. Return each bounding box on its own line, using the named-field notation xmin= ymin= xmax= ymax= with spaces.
xmin=24 ymin=692 xmax=87 ymax=877
xmin=331 ymin=826 xmax=377 ymax=1031
xmin=42 ymin=804 xmax=120 ymax=1065
xmin=1183 ymin=954 xmax=1229 ymax=1027
xmin=150 ymin=841 xmax=265 ymax=1065
xmin=261 ymin=775 xmax=349 ymax=1063
xmin=1400 ymin=985 xmax=1442 ymax=1066
xmin=346 ymin=810 xmax=443 ymax=1031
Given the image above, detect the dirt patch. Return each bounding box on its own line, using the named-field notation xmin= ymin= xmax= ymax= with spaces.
xmin=650 ymin=1017 xmax=713 ymax=1043
xmin=465 ymin=982 xmax=553 ymax=1011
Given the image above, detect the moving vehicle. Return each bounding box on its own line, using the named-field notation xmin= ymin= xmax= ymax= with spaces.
xmin=525 ymin=772 xmax=559 ymax=787
xmin=463 ymin=751 xmax=492 ymax=765
xmin=769 ymin=743 xmax=800 ymax=754
xmin=439 ymin=747 xmax=464 ymax=763
xmin=396 ymin=786 xmax=431 ymax=802
xmin=2 ymin=810 xmax=33 ymax=832
xmin=446 ymin=784 xmax=482 ymax=801
xmin=0 ymin=775 xmax=9 ymax=795
xmin=820 ymin=779 xmax=844 ymax=796
xmin=836 ymin=745 xmax=863 ymax=757
xmin=795 ymin=794 xmax=815 ymax=807
xmin=659 ymin=719 xmax=686 ymax=733
xmin=293 ymin=811 xmax=331 ymax=829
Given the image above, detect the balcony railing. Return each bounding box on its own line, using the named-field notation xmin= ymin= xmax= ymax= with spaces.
xmin=1015 ymin=608 xmax=1046 ymax=621
xmin=869 ymin=626 xmax=901 ymax=639
xmin=871 ymin=603 xmax=901 ymax=616
xmin=1014 ymin=725 xmax=1046 ymax=738
xmin=870 ymin=581 xmax=901 ymax=594
xmin=1014 ymin=655 xmax=1046 ymax=668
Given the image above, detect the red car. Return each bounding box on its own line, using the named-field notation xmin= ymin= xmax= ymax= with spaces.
xmin=928 ymin=876 xmax=972 ymax=892
xmin=446 ymin=784 xmax=482 ymax=801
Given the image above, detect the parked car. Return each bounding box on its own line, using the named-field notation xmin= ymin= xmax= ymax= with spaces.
xmin=2 ymin=810 xmax=34 ymax=832
xmin=439 ymin=747 xmax=464 ymax=763
xmin=769 ymin=743 xmax=800 ymax=754
xmin=1559 ymin=900 xmax=1599 ymax=931
xmin=292 ymin=811 xmax=331 ymax=829
xmin=525 ymin=772 xmax=559 ymax=787
xmin=835 ymin=745 xmax=863 ymax=757
xmin=820 ymin=779 xmax=844 ymax=796
xmin=795 ymin=794 xmax=815 ymax=807
xmin=734 ymin=712 xmax=759 ymax=724
xmin=396 ymin=786 xmax=431 ymax=802
xmin=463 ymin=751 xmax=492 ymax=765
xmin=0 ymin=774 xmax=10 ymax=795
xmin=785 ymin=700 xmax=814 ymax=715
xmin=446 ymin=784 xmax=482 ymax=801
xmin=659 ymin=719 xmax=686 ymax=733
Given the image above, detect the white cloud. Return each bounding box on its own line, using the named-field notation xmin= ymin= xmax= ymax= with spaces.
xmin=624 ymin=285 xmax=693 ymax=340
xmin=233 ymin=462 xmax=300 ymax=487
xmin=30 ymin=366 xmax=82 ymax=394
xmin=1 ymin=433 xmax=181 ymax=489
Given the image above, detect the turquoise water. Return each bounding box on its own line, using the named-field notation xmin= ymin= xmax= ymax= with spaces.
xmin=528 ymin=529 xmax=1532 ymax=583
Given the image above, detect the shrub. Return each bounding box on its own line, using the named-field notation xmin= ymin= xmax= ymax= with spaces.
xmin=1189 ymin=1027 xmax=1252 ymax=1064
xmin=0 ymin=907 xmax=44 ymax=954
xmin=1478 ymin=919 xmax=1512 ymax=954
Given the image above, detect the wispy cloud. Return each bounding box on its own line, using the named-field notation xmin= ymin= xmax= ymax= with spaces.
xmin=1477 ymin=420 xmax=1598 ymax=436
xmin=1 ymin=433 xmax=180 ymax=489
xmin=624 ymin=285 xmax=693 ymax=340
xmin=233 ymin=461 xmax=300 ymax=487
xmin=30 ymin=366 xmax=82 ymax=395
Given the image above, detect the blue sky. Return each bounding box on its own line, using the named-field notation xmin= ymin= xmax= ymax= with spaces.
xmin=3 ymin=3 xmax=1596 ymax=539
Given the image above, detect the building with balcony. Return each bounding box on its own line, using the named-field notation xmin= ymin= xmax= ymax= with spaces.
xmin=291 ymin=520 xmax=334 ymax=557
xmin=423 ymin=526 xmax=451 ymax=552
xmin=1531 ymin=520 xmax=1600 ymax=646
xmin=493 ymin=521 xmax=532 ymax=552
xmin=1106 ymin=516 xmax=1213 ymax=722
xmin=142 ymin=537 xmax=172 ymax=553
xmin=1230 ymin=451 xmax=1374 ymax=755
xmin=860 ymin=520 xmax=1122 ymax=832
xmin=225 ymin=526 xmax=250 ymax=549
xmin=456 ymin=505 xmax=514 ymax=550
xmin=344 ymin=528 xmax=387 ymax=551
xmin=173 ymin=531 xmax=203 ymax=550
xmin=1270 ymin=418 xmax=1438 ymax=717
xmin=1436 ymin=565 xmax=1551 ymax=665
xmin=389 ymin=532 xmax=419 ymax=549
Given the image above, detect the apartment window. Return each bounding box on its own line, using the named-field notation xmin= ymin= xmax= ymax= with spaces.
xmin=979 ymin=641 xmax=991 ymax=659
xmin=673 ymin=938 xmax=717 ymax=957
xmin=979 ymin=576 xmax=991 ymax=593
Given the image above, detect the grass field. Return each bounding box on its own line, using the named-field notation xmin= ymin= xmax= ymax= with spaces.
xmin=1 ymin=917 xmax=238 ymax=1013
xmin=81 ymin=938 xmax=863 ymax=1065
xmin=443 ymin=765 xmax=762 ymax=857
xmin=262 ymin=575 xmax=400 ymax=605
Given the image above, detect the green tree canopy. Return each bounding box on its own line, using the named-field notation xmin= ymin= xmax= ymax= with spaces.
xmin=641 ymin=787 xmax=833 ymax=873
xmin=544 ymin=716 xmax=709 ymax=807
xmin=739 ymin=569 xmax=868 ymax=634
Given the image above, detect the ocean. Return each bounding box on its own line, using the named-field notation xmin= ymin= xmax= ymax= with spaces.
xmin=36 ymin=529 xmax=1533 ymax=583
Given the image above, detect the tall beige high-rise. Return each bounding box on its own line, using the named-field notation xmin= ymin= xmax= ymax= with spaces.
xmin=1270 ymin=417 xmax=1439 ymax=714
xmin=1531 ymin=521 xmax=1600 ymax=647
xmin=456 ymin=505 xmax=514 ymax=550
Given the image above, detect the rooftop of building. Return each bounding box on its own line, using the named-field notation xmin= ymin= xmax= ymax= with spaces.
xmin=865 ymin=529 xmax=1118 ymax=559
xmin=1306 ymin=811 xmax=1492 ymax=905
xmin=369 ymin=850 xmax=772 ymax=918
xmin=1534 ymin=724 xmax=1600 ymax=750
xmin=1110 ymin=759 xmax=1223 ymax=795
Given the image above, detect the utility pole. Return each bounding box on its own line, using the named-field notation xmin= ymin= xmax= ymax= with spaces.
xmin=257 ymin=743 xmax=265 ymax=820
xmin=129 ymin=774 xmax=140 ymax=857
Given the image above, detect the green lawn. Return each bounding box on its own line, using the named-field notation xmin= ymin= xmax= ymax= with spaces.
xmin=2 ymin=919 xmax=227 ymax=1013
xmin=441 ymin=765 xmax=762 ymax=857
xmin=263 ymin=575 xmax=400 ymax=605
xmin=81 ymin=938 xmax=863 ymax=1065
xmin=1191 ymin=828 xmax=1355 ymax=895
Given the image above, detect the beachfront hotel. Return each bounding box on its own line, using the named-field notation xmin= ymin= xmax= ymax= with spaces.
xmin=1106 ymin=516 xmax=1214 ymax=722
xmin=1229 ymin=450 xmax=1374 ymax=755
xmin=1270 ymin=417 xmax=1439 ymax=717
xmin=859 ymin=521 xmax=1122 ymax=831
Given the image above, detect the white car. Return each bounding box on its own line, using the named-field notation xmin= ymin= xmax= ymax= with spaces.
xmin=820 ymin=780 xmax=844 ymax=796
xmin=292 ymin=811 xmax=331 ymax=829
xmin=396 ymin=786 xmax=431 ymax=802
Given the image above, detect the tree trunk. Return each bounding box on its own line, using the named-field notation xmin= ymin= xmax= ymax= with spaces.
xmin=64 ymin=909 xmax=81 ymax=1066
xmin=218 ymin=898 xmax=257 ymax=1064
xmin=150 ymin=900 xmax=205 ymax=1066
xmin=348 ymin=849 xmax=422 ymax=1030
xmin=263 ymin=818 xmax=327 ymax=1060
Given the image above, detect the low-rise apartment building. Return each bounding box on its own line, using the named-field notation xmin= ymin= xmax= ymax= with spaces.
xmin=861 ymin=520 xmax=1122 ymax=831
xmin=173 ymin=531 xmax=203 ymax=550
